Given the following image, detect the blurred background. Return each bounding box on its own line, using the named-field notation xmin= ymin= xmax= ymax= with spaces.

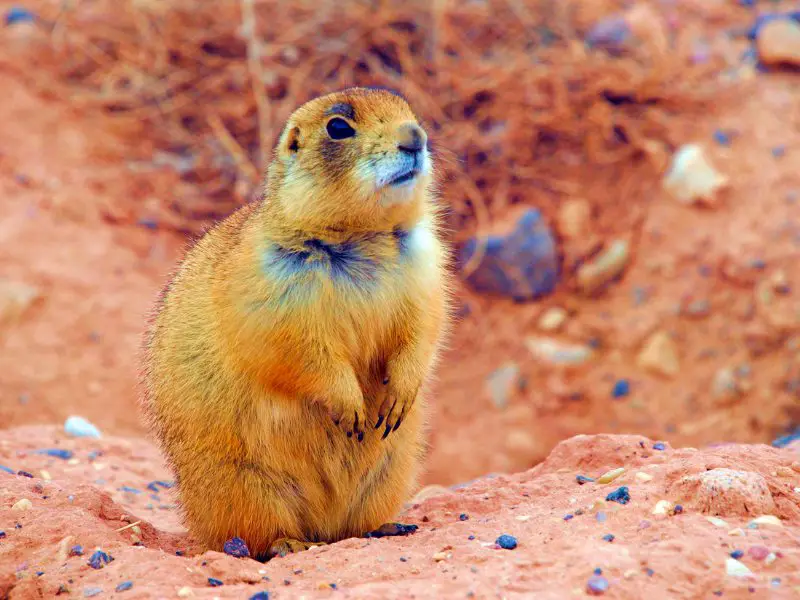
xmin=0 ymin=0 xmax=798 ymax=486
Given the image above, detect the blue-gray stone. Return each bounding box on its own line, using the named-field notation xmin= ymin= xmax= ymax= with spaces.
xmin=459 ymin=208 xmax=559 ymax=301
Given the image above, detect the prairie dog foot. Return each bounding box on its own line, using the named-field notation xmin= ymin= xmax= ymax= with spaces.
xmin=364 ymin=522 xmax=419 ymax=538
xmin=264 ymin=538 xmax=327 ymax=560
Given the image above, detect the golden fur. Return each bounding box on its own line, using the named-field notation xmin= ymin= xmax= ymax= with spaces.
xmin=140 ymin=87 xmax=451 ymax=559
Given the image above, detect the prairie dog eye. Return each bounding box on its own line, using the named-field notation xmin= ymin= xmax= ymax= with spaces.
xmin=326 ymin=117 xmax=356 ymax=140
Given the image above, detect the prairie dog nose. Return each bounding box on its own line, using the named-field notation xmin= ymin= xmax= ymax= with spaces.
xmin=396 ymin=122 xmax=426 ymax=155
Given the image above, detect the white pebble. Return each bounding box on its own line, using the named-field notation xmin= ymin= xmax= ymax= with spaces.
xmin=706 ymin=516 xmax=729 ymax=528
xmin=750 ymin=515 xmax=783 ymax=530
xmin=12 ymin=498 xmax=32 ymax=511
xmin=64 ymin=416 xmax=102 ymax=439
xmin=726 ymin=558 xmax=753 ymax=578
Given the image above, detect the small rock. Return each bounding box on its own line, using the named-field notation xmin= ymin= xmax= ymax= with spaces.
xmin=0 ymin=279 xmax=41 ymax=325
xmin=56 ymin=536 xmax=75 ymax=563
xmin=606 ymin=486 xmax=630 ymax=504
xmin=652 ymin=500 xmax=674 ymax=516
xmin=663 ymin=144 xmax=728 ymax=205
xmin=64 ymin=416 xmax=102 ymax=439
xmin=223 ymin=537 xmax=250 ymax=559
xmin=757 ymin=18 xmax=800 ymax=67
xmin=602 ymin=534 xmax=615 ymax=542
xmin=765 ymin=552 xmax=778 ymax=566
xmin=597 ymin=467 xmax=625 ymax=484
xmin=525 ymin=336 xmax=594 ymax=367
xmin=177 ymin=587 xmax=194 ymax=598
xmin=115 ymin=581 xmax=133 ymax=592
xmin=637 ymin=330 xmax=680 ymax=378
xmin=712 ymin=367 xmax=743 ymax=402
xmin=748 ymin=545 xmax=770 ymax=561
xmin=432 ymin=551 xmax=448 ymax=561
xmin=557 ymin=199 xmax=592 ymax=239
xmin=5 ymin=7 xmax=37 ymax=26
xmin=486 ymin=362 xmax=520 ymax=410
xmin=87 ymin=550 xmax=113 ymax=569
xmin=726 ymin=558 xmax=753 ymax=578
xmin=38 ymin=449 xmax=73 ymax=460
xmin=208 ymin=578 xmax=224 ymax=587
xmin=576 ymin=239 xmax=630 ymax=295
xmin=635 ymin=472 xmax=654 ymax=483
xmin=586 ymin=574 xmax=610 ymax=595
xmin=12 ymin=498 xmax=32 ymax=511
xmin=249 ymin=593 xmax=270 ymax=600
xmin=495 ymin=534 xmax=518 ymax=550
xmin=728 ymin=528 xmax=745 ymax=537
xmin=83 ymin=588 xmax=103 ymax=598
xmin=776 ymin=466 xmax=794 ymax=477
xmin=459 ymin=208 xmax=559 ymax=301
xmin=730 ymin=550 xmax=744 ymax=559
xmin=576 ymin=475 xmax=595 ymax=485
xmin=611 ymin=379 xmax=630 ymax=399
xmin=538 ymin=307 xmax=568 ymax=332
xmin=706 ymin=517 xmax=729 ymax=528
xmin=749 ymin=515 xmax=782 ymax=530
xmin=586 ymin=14 xmax=631 ymax=55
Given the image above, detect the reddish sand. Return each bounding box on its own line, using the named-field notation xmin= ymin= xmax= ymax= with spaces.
xmin=1 ymin=1 xmax=799 ymax=596
xmin=1 ymin=429 xmax=799 ymax=598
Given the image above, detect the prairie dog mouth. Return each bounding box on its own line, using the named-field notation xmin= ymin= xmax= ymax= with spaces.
xmin=387 ymin=167 xmax=420 ymax=187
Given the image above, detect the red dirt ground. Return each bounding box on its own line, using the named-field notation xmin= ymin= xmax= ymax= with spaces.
xmin=1 ymin=429 xmax=799 ymax=598
xmin=1 ymin=0 xmax=799 ymax=597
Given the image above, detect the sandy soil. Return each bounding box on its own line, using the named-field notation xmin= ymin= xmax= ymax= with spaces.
xmin=1 ymin=429 xmax=799 ymax=599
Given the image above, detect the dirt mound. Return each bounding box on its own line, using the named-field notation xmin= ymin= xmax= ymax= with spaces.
xmin=1 ymin=428 xmax=799 ymax=598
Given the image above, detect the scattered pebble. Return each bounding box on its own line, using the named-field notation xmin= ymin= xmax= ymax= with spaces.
xmin=495 ymin=534 xmax=518 ymax=550
xmin=223 ymin=537 xmax=250 ymax=558
xmin=0 ymin=279 xmax=41 ymax=325
xmin=17 ymin=471 xmax=33 ymax=478
xmin=635 ymin=472 xmax=654 ymax=483
xmin=37 ymin=449 xmax=73 ymax=460
xmin=525 ymin=336 xmax=594 ymax=367
xmin=637 ymin=330 xmax=680 ymax=378
xmin=652 ymin=442 xmax=666 ymax=451
xmin=749 ymin=515 xmax=782 ymax=530
xmin=662 ymin=144 xmax=728 ymax=205
xmin=177 ymin=587 xmax=194 ymax=597
xmin=606 ymin=486 xmax=630 ymax=505
xmin=0 ymin=465 xmax=15 ymax=474
xmin=249 ymin=593 xmax=270 ymax=600
xmin=459 ymin=513 xmax=469 ymax=521
xmin=64 ymin=416 xmax=102 ymax=439
xmin=577 ymin=240 xmax=630 ymax=295
xmin=538 ymin=307 xmax=568 ymax=332
xmin=748 ymin=545 xmax=770 ymax=561
xmin=597 ymin=467 xmax=625 ymax=484
xmin=208 ymin=578 xmax=224 ymax=587
xmin=673 ymin=505 xmax=683 ymax=514
xmin=576 ymin=475 xmax=595 ymax=485
xmin=586 ymin=574 xmax=610 ymax=595
xmin=459 ymin=208 xmax=559 ymax=301
xmin=563 ymin=514 xmax=574 ymax=521
xmin=83 ymin=587 xmax=103 ymax=598
xmin=486 ymin=363 xmax=520 ymax=410
xmin=756 ymin=18 xmax=800 ymax=67
xmin=87 ymin=550 xmax=114 ymax=569
xmin=651 ymin=500 xmax=674 ymax=516
xmin=726 ymin=558 xmax=753 ymax=578
xmin=707 ymin=517 xmax=729 ymax=527
xmin=69 ymin=545 xmax=83 ymax=557
xmin=12 ymin=498 xmax=32 ymax=511
xmin=602 ymin=534 xmax=615 ymax=542
xmin=611 ymin=379 xmax=630 ymax=399
xmin=432 ymin=551 xmax=448 ymax=561
xmin=115 ymin=581 xmax=133 ymax=592
xmin=730 ymin=550 xmax=744 ymax=559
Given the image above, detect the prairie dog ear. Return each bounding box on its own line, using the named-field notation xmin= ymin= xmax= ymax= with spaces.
xmin=283 ymin=126 xmax=302 ymax=156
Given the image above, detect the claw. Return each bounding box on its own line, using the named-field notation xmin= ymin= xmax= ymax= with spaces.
xmin=392 ymin=417 xmax=403 ymax=432
xmin=347 ymin=431 xmax=353 ymax=438
xmin=357 ymin=431 xmax=364 ymax=442
xmin=382 ymin=376 xmax=390 ymax=385
xmin=374 ymin=414 xmax=384 ymax=429
xmin=382 ymin=423 xmax=392 ymax=440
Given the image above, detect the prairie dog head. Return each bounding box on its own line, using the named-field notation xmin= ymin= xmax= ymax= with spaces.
xmin=267 ymin=87 xmax=433 ymax=231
